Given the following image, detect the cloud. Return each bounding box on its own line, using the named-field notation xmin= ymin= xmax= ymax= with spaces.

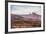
xmin=11 ymin=5 xmax=41 ymax=15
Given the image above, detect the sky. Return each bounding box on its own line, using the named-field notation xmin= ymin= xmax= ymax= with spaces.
xmin=11 ymin=5 xmax=41 ymax=15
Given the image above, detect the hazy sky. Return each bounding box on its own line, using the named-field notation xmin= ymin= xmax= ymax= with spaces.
xmin=11 ymin=5 xmax=41 ymax=15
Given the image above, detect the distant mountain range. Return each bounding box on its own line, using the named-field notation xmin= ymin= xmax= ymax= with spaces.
xmin=11 ymin=13 xmax=41 ymax=21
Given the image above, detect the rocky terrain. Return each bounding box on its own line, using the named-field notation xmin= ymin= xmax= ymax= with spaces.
xmin=11 ymin=13 xmax=41 ymax=28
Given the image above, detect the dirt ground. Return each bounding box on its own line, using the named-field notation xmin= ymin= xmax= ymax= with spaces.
xmin=11 ymin=20 xmax=41 ymax=28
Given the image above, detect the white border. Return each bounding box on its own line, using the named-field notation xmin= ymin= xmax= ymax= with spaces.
xmin=8 ymin=2 xmax=43 ymax=32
